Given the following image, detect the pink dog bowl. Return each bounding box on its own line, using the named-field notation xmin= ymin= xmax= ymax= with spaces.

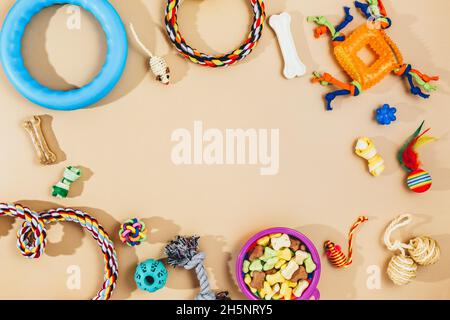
xmin=236 ymin=227 xmax=321 ymax=300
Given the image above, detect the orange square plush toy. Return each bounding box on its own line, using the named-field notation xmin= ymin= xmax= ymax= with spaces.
xmin=308 ymin=1 xmax=438 ymax=110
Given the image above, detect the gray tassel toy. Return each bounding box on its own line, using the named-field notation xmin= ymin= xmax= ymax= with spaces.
xmin=165 ymin=236 xmax=230 ymax=300
xmin=129 ymin=23 xmax=170 ymax=85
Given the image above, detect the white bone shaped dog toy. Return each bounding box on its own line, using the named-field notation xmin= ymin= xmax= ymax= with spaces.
xmin=281 ymin=260 xmax=299 ymax=280
xmin=269 ymin=13 xmax=306 ymax=79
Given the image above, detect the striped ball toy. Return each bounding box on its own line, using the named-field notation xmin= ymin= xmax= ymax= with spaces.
xmin=324 ymin=241 xmax=347 ymax=268
xmin=165 ymin=0 xmax=266 ymax=67
xmin=407 ymin=169 xmax=432 ymax=193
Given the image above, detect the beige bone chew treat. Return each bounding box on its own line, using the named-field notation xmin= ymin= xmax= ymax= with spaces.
xmin=264 ymin=283 xmax=280 ymax=301
xmin=289 ymin=237 xmax=301 ymax=251
xmin=277 ymin=248 xmax=292 ymax=261
xmin=293 ymin=280 xmax=309 ymax=298
xmin=355 ymin=137 xmax=385 ymax=177
xmin=280 ymin=282 xmax=293 ymax=300
xmin=23 ymin=116 xmax=56 ymax=165
xmin=266 ymin=271 xmax=285 ymax=286
xmin=250 ymin=271 xmax=266 ymax=290
xmin=281 ymin=260 xmax=299 ymax=280
xmin=265 ymin=268 xmax=277 ymax=275
xmin=269 ymin=13 xmax=306 ymax=79
xmin=271 ymin=233 xmax=291 ymax=250
xmin=295 ymin=250 xmax=309 ymax=265
xmin=249 ymin=245 xmax=264 ymax=261
xmin=304 ymin=254 xmax=317 ymax=273
xmin=291 ymin=266 xmax=308 ymax=282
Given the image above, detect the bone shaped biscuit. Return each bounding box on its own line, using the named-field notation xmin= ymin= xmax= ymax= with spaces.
xmin=269 ymin=13 xmax=306 ymax=79
xmin=23 ymin=116 xmax=56 ymax=165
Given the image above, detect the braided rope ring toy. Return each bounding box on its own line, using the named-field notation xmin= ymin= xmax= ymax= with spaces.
xmin=0 ymin=0 xmax=128 ymax=111
xmin=0 ymin=203 xmax=118 ymax=300
xmin=165 ymin=0 xmax=266 ymax=67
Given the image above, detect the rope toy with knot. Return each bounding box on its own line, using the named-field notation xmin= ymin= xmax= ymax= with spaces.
xmin=119 ymin=218 xmax=148 ymax=247
xmin=0 ymin=203 xmax=118 ymax=299
xmin=165 ymin=0 xmax=266 ymax=67
xmin=165 ymin=236 xmax=229 ymax=300
xmin=129 ymin=23 xmax=170 ymax=85
xmin=324 ymin=216 xmax=369 ymax=268
xmin=384 ymin=214 xmax=440 ymax=286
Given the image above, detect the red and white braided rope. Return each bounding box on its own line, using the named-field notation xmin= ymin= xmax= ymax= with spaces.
xmin=346 ymin=216 xmax=369 ymax=265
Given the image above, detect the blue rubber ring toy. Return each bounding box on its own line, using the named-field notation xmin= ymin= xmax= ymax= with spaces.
xmin=0 ymin=0 xmax=128 ymax=111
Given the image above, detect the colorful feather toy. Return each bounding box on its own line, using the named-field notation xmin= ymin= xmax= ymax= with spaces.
xmin=398 ymin=121 xmax=436 ymax=193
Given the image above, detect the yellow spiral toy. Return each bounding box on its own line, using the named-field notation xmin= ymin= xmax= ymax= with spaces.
xmin=355 ymin=137 xmax=385 ymax=177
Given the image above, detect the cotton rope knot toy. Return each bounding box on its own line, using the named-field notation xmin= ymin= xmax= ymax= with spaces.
xmin=398 ymin=121 xmax=436 ymax=193
xmin=0 ymin=203 xmax=118 ymax=300
xmin=165 ymin=0 xmax=266 ymax=67
xmin=119 ymin=218 xmax=148 ymax=247
xmin=165 ymin=236 xmax=229 ymax=300
xmin=355 ymin=137 xmax=385 ymax=177
xmin=308 ymin=0 xmax=439 ymax=110
xmin=384 ymin=214 xmax=440 ymax=286
xmin=52 ymin=166 xmax=81 ymax=199
xmin=324 ymin=216 xmax=368 ymax=268
xmin=129 ymin=23 xmax=171 ymax=85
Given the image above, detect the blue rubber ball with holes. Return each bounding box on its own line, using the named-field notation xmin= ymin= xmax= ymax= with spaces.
xmin=135 ymin=259 xmax=168 ymax=293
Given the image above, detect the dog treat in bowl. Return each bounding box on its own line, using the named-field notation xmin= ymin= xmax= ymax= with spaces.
xmin=237 ymin=228 xmax=321 ymax=300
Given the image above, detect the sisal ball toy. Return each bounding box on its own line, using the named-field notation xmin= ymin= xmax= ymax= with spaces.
xmin=407 ymin=236 xmax=440 ymax=266
xmin=398 ymin=121 xmax=437 ymax=193
xmin=386 ymin=254 xmax=417 ymax=286
xmin=119 ymin=218 xmax=147 ymax=247
xmin=135 ymin=259 xmax=168 ymax=293
xmin=384 ymin=214 xmax=440 ymax=286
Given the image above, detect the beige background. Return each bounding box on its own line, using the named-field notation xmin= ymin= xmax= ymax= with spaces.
xmin=0 ymin=0 xmax=449 ymax=300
